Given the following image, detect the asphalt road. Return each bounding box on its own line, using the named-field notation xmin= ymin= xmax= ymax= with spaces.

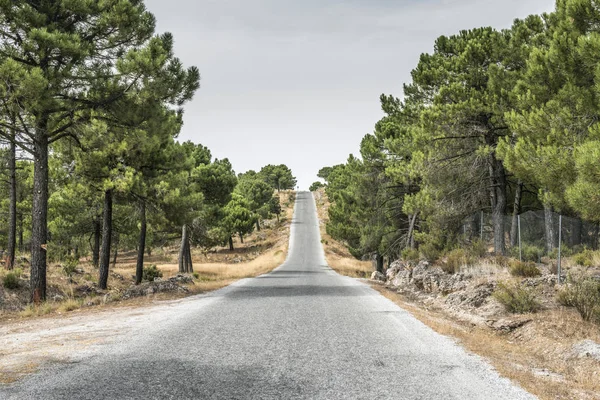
xmin=2 ymin=192 xmax=535 ymax=400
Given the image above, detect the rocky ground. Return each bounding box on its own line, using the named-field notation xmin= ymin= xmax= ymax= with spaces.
xmin=369 ymin=259 xmax=600 ymax=399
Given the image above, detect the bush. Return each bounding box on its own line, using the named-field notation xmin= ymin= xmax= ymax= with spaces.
xmin=557 ymin=277 xmax=600 ymax=323
xmin=443 ymin=249 xmax=473 ymax=274
xmin=62 ymin=258 xmax=78 ymax=277
xmin=509 ymin=260 xmax=541 ymax=277
xmin=419 ymin=242 xmax=441 ymax=263
xmin=3 ymin=272 xmax=20 ymax=289
xmin=493 ymin=255 xmax=509 ymax=268
xmin=573 ymin=249 xmax=595 ymax=268
xmin=468 ymin=240 xmax=487 ymax=258
xmin=142 ymin=265 xmax=163 ymax=282
xmin=493 ymin=282 xmax=540 ymax=314
xmin=401 ymin=248 xmax=420 ymax=262
xmin=522 ymin=244 xmax=544 ymax=262
xmin=192 ymin=272 xmax=200 ymax=279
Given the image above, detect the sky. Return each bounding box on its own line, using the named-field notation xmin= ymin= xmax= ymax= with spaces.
xmin=144 ymin=0 xmax=555 ymax=190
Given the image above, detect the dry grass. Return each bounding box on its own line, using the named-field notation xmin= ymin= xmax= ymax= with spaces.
xmin=374 ymin=287 xmax=600 ymax=400
xmin=312 ymin=190 xmax=600 ymax=399
xmin=313 ymin=189 xmax=372 ymax=278
xmin=1 ymin=191 xmax=295 ymax=322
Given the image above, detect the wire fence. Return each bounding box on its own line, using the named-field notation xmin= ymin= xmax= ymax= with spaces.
xmin=460 ymin=210 xmax=600 ymax=280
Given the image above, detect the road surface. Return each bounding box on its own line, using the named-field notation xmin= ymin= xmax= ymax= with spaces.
xmin=2 ymin=191 xmax=534 ymax=399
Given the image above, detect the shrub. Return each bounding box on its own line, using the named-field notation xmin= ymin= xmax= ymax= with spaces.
xmin=401 ymin=248 xmax=420 ymax=262
xmin=142 ymin=265 xmax=163 ymax=282
xmin=192 ymin=272 xmax=200 ymax=279
xmin=468 ymin=240 xmax=487 ymax=258
xmin=493 ymin=282 xmax=540 ymax=314
xmin=509 ymin=260 xmax=541 ymax=277
xmin=493 ymin=255 xmax=509 ymax=268
xmin=62 ymin=258 xmax=78 ymax=277
xmin=443 ymin=249 xmax=473 ymax=274
xmin=548 ymin=245 xmax=573 ymax=259
xmin=3 ymin=272 xmax=20 ymax=289
xmin=573 ymin=250 xmax=595 ymax=268
xmin=557 ymin=277 xmax=600 ymax=324
xmin=419 ymin=242 xmax=441 ymax=263
xmin=522 ymin=244 xmax=544 ymax=262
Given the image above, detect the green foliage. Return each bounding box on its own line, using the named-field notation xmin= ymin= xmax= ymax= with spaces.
xmin=508 ymin=260 xmax=541 ymax=277
xmin=222 ymin=194 xmax=257 ymax=241
xmin=572 ymin=249 xmax=595 ymax=268
xmin=419 ymin=242 xmax=441 ymax=263
xmin=557 ymin=276 xmax=600 ymax=324
xmin=401 ymin=248 xmax=420 ymax=262
xmin=192 ymin=272 xmax=200 ymax=279
xmin=142 ymin=265 xmax=163 ymax=282
xmin=493 ymin=283 xmax=540 ymax=314
xmin=3 ymin=271 xmax=20 ymax=289
xmin=62 ymin=258 xmax=78 ymax=278
xmin=309 ymin=181 xmax=324 ymax=192
xmin=521 ymin=244 xmax=545 ymax=263
xmin=259 ymin=165 xmax=297 ymax=191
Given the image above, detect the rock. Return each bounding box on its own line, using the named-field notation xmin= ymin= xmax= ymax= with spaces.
xmin=391 ymin=269 xmax=412 ymax=287
xmin=486 ymin=317 xmax=532 ymax=333
xmin=74 ymin=284 xmax=97 ymax=296
xmin=169 ymin=274 xmax=194 ymax=284
xmin=52 ymin=294 xmax=65 ymax=302
xmin=522 ymin=275 xmax=558 ymax=287
xmin=122 ymin=279 xmax=189 ymax=299
xmin=370 ymin=271 xmax=386 ymax=282
xmin=111 ymin=272 xmax=125 ymax=281
xmin=445 ymin=282 xmax=496 ymax=308
xmin=572 ymin=340 xmax=600 ymax=361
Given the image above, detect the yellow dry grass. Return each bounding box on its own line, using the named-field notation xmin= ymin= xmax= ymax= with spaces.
xmin=2 ymin=191 xmax=295 ymax=321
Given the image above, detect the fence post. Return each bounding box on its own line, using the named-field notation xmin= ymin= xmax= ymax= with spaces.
xmin=557 ymin=215 xmax=562 ymax=284
xmin=518 ymin=214 xmax=522 ymax=262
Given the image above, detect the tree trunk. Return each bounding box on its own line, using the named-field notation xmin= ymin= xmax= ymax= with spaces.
xmin=256 ymin=219 xmax=261 ymax=231
xmin=135 ymin=200 xmax=147 ymax=285
xmin=375 ymin=253 xmax=384 ymax=273
xmin=18 ymin=213 xmax=23 ymax=252
xmin=98 ymin=189 xmax=113 ymax=290
xmin=510 ymin=181 xmax=523 ymax=248
xmin=112 ymin=232 xmax=119 ymax=269
xmin=185 ymin=240 xmax=193 ymax=273
xmin=178 ymin=225 xmax=187 ymax=273
xmin=544 ymin=203 xmax=555 ymax=253
xmin=92 ymin=218 xmax=101 ymax=268
xmin=31 ymin=125 xmax=49 ymax=303
xmin=276 ymin=213 xmax=280 ymax=223
xmin=239 ymin=233 xmax=244 ymax=244
xmin=490 ymin=158 xmax=507 ymax=255
xmin=407 ymin=213 xmax=418 ymax=250
xmin=6 ymin=139 xmax=16 ymax=270
xmin=229 ymin=236 xmax=234 ymax=251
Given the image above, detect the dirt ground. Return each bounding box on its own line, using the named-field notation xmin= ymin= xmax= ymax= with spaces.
xmin=313 ymin=189 xmax=600 ymax=400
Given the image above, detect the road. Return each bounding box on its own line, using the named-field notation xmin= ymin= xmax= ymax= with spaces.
xmin=2 ymin=191 xmax=534 ymax=399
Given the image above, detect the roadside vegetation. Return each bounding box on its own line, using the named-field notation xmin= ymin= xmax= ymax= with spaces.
xmin=0 ymin=1 xmax=298 ymax=313
xmin=310 ymin=6 xmax=600 ymax=393
xmin=0 ymin=191 xmax=295 ymax=321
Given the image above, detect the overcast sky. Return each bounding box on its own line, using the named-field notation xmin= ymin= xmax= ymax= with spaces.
xmin=144 ymin=0 xmax=555 ymax=189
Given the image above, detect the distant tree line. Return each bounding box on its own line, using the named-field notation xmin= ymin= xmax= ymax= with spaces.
xmin=318 ymin=0 xmax=600 ymax=269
